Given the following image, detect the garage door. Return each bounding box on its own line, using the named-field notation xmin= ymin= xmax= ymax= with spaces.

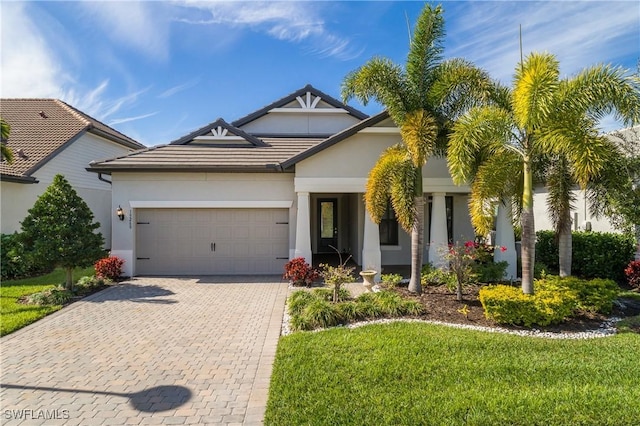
xmin=135 ymin=208 xmax=289 ymax=275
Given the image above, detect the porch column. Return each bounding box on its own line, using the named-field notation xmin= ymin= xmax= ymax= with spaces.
xmin=494 ymin=199 xmax=517 ymax=280
xmin=294 ymin=192 xmax=312 ymax=263
xmin=362 ymin=207 xmax=381 ymax=281
xmin=428 ymin=192 xmax=448 ymax=269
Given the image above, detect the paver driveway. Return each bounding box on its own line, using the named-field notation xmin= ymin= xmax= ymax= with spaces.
xmin=1 ymin=277 xmax=288 ymax=425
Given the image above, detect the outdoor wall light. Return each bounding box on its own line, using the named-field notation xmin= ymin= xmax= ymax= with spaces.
xmin=116 ymin=206 xmax=125 ymax=221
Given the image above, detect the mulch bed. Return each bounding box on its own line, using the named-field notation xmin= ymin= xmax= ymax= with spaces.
xmin=393 ymin=284 xmax=640 ymax=334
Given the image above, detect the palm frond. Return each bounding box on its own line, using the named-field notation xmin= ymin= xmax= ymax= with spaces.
xmin=513 ymin=52 xmax=560 ymax=131
xmin=448 ymin=105 xmax=520 ymax=185
xmin=400 ymin=110 xmax=438 ymax=168
xmin=560 ymin=64 xmax=640 ymax=126
xmin=389 ymin=160 xmax=419 ymax=233
xmin=341 ymin=57 xmax=410 ymax=124
xmin=467 ymin=152 xmax=522 ymax=235
xmin=429 ymin=58 xmax=497 ymax=120
xmin=406 ymin=4 xmax=445 ymax=104
xmin=365 ymin=144 xmax=409 ymax=223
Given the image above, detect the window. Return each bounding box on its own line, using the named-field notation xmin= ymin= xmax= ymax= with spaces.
xmin=379 ymin=204 xmax=399 ymax=246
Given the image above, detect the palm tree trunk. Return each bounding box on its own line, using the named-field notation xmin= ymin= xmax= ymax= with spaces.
xmin=521 ymin=158 xmax=535 ymax=294
xmin=558 ymin=211 xmax=572 ymax=277
xmin=408 ymin=195 xmax=425 ymax=294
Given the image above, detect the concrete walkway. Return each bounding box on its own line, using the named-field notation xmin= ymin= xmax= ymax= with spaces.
xmin=1 ymin=277 xmax=288 ymax=425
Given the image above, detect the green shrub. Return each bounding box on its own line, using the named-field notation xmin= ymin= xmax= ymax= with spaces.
xmin=372 ymin=291 xmax=405 ymax=316
xmin=401 ymin=299 xmax=426 ymax=316
xmin=380 ymin=273 xmax=403 ymax=288
xmin=286 ymin=288 xmax=425 ymax=332
xmin=421 ymin=263 xmax=457 ymax=290
xmin=1 ymin=233 xmax=50 ymax=280
xmin=537 ymin=276 xmax=619 ymax=314
xmin=312 ymin=287 xmax=350 ymax=302
xmin=480 ymin=276 xmax=620 ymax=327
xmin=473 ymin=260 xmax=508 ymax=283
xmin=302 ymin=299 xmax=344 ymax=329
xmin=25 ymin=286 xmax=73 ymax=306
xmin=287 ymin=290 xmax=316 ymax=316
xmin=536 ymin=230 xmax=634 ymax=282
xmin=479 ymin=285 xmax=575 ymax=327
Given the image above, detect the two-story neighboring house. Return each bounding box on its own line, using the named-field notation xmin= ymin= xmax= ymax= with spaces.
xmin=0 ymin=99 xmax=145 ymax=247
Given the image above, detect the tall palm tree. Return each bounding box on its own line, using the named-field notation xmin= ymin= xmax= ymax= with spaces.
xmin=341 ymin=4 xmax=496 ymax=294
xmin=449 ymin=52 xmax=640 ymax=293
xmin=1 ymin=117 xmax=13 ymax=164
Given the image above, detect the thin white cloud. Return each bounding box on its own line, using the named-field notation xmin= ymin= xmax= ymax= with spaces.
xmin=0 ymin=3 xmax=66 ymax=98
xmin=109 ymin=112 xmax=159 ymax=126
xmin=174 ymin=1 xmax=362 ymax=60
xmin=78 ymin=2 xmax=171 ymax=61
xmin=444 ymin=1 xmax=639 ymax=131
xmin=447 ymin=1 xmax=639 ymax=84
xmin=157 ymin=78 xmax=201 ymax=99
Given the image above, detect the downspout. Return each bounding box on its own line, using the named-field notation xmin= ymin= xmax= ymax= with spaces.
xmin=98 ymin=173 xmax=112 ymax=185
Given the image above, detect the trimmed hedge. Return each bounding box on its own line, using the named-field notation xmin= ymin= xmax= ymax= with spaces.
xmin=536 ymin=231 xmax=635 ymax=282
xmin=479 ymin=276 xmax=620 ymax=327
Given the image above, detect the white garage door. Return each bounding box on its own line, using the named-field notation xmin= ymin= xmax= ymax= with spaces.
xmin=135 ymin=208 xmax=289 ymax=275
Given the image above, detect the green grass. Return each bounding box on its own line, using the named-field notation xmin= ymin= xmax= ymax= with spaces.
xmin=266 ymin=322 xmax=640 ymax=425
xmin=1 ymin=266 xmax=94 ymax=336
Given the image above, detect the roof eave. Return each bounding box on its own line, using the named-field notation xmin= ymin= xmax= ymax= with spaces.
xmin=1 ymin=173 xmax=39 ymax=184
xmin=87 ymin=165 xmax=290 ymax=173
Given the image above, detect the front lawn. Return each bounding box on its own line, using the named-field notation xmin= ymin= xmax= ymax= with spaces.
xmin=1 ymin=266 xmax=94 ymax=336
xmin=266 ymin=322 xmax=639 ymax=425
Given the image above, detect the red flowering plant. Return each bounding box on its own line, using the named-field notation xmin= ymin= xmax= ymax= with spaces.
xmin=625 ymin=260 xmax=640 ymax=290
xmin=95 ymin=256 xmax=125 ymax=281
xmin=283 ymin=257 xmax=319 ymax=287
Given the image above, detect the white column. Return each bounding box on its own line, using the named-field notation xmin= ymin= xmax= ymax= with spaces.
xmin=294 ymin=192 xmax=312 ymax=263
xmin=362 ymin=207 xmax=381 ymax=281
xmin=494 ymin=199 xmax=517 ymax=280
xmin=429 ymin=193 xmax=448 ymax=269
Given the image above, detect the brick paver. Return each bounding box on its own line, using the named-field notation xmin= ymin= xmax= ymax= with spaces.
xmin=1 ymin=277 xmax=288 ymax=425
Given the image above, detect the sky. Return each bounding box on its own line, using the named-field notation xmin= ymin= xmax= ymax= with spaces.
xmin=1 ymin=1 xmax=638 ymax=146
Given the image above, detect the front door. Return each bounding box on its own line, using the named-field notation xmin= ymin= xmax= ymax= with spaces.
xmin=317 ymin=198 xmax=338 ymax=253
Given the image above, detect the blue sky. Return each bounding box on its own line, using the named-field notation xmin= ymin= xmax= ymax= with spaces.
xmin=1 ymin=1 xmax=638 ymax=146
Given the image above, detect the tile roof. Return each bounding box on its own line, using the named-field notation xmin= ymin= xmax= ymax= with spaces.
xmin=88 ymin=138 xmax=324 ymax=172
xmin=0 ymin=99 xmax=144 ymax=179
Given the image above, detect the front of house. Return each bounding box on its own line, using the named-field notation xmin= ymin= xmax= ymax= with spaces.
xmin=90 ymin=85 xmax=516 ymax=278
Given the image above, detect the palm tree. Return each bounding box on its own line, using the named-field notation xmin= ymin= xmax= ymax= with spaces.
xmin=449 ymin=52 xmax=640 ymax=293
xmin=341 ymin=4 xmax=496 ymax=294
xmin=1 ymin=117 xmax=13 ymax=164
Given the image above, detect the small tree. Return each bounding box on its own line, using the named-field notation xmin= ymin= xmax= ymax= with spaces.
xmin=20 ymin=174 xmax=104 ymax=290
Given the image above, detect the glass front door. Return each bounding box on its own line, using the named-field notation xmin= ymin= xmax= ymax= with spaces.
xmin=317 ymin=198 xmax=338 ymax=253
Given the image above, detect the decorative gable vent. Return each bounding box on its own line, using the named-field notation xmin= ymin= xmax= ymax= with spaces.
xmin=188 ymin=118 xmax=268 ymax=147
xmin=296 ymin=92 xmax=322 ymax=110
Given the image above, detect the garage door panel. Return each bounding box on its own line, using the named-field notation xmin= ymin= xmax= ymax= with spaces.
xmin=136 ymin=208 xmax=289 ymax=275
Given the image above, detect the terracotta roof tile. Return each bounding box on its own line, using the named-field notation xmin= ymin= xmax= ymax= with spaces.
xmin=0 ymin=99 xmax=143 ymax=179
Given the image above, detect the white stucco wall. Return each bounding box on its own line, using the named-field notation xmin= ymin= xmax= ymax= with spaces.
xmin=533 ymin=187 xmax=619 ymax=233
xmin=110 ymin=172 xmax=296 ymax=276
xmin=1 ymin=132 xmax=137 ymax=247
